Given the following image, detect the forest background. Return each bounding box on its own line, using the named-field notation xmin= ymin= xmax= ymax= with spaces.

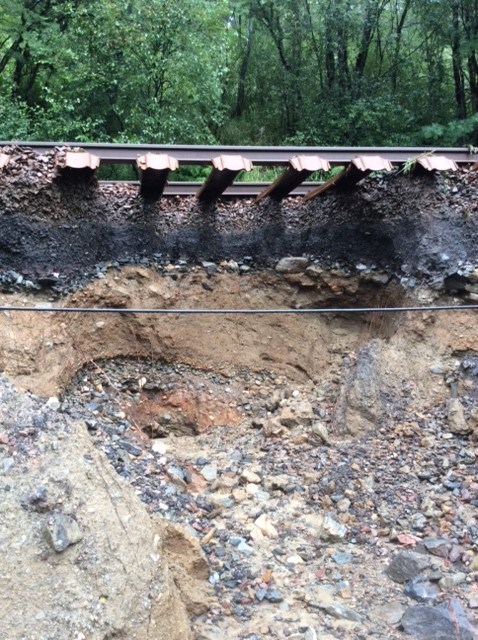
xmin=2 ymin=0 xmax=478 ymax=151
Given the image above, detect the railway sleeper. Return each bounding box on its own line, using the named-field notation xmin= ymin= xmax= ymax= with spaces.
xmin=197 ymin=154 xmax=253 ymax=202
xmin=255 ymin=155 xmax=330 ymax=202
xmin=303 ymin=155 xmax=393 ymax=201
xmin=136 ymin=152 xmax=179 ymax=200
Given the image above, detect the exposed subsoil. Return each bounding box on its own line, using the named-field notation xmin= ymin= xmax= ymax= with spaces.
xmin=0 ymin=376 xmax=210 ymax=640
xmin=1 ymin=147 xmax=478 ymax=639
xmin=1 ymin=265 xmax=477 ymax=639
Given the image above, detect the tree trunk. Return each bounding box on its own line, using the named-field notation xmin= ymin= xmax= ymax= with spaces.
xmin=252 ymin=0 xmax=303 ymax=135
xmin=460 ymin=0 xmax=478 ymax=112
xmin=468 ymin=52 xmax=478 ymax=112
xmin=451 ymin=0 xmax=467 ymax=119
xmin=304 ymin=0 xmax=324 ymax=87
xmin=0 ymin=39 xmax=23 ymax=77
xmin=337 ymin=16 xmax=350 ymax=91
xmin=355 ymin=0 xmax=376 ymax=78
xmin=324 ymin=1 xmax=336 ymax=89
xmin=390 ymin=0 xmax=413 ymax=92
xmin=232 ymin=19 xmax=254 ymax=118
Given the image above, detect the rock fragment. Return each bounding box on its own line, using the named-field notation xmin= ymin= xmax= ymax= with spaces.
xmin=386 ymin=552 xmax=429 ymax=583
xmin=254 ymin=513 xmax=278 ymax=538
xmin=45 ymin=512 xmax=83 ymax=552
xmin=2 ymin=457 xmax=14 ymax=473
xmin=277 ymin=401 xmax=315 ymax=428
xmin=45 ymin=396 xmax=61 ymax=411
xmin=331 ymin=550 xmax=353 ymax=565
xmin=255 ymin=587 xmax=283 ymax=603
xmin=241 ymin=469 xmax=261 ymax=484
xmin=373 ymin=601 xmax=406 ymax=625
xmin=309 ymin=421 xmax=331 ymax=445
xmin=325 ymin=602 xmax=363 ymax=623
xmin=237 ymin=540 xmax=254 ymax=557
xmin=275 ymin=257 xmax=309 ymax=274
xmin=334 ymin=340 xmax=384 ymax=436
xmin=448 ymin=398 xmax=472 ymax=434
xmin=404 ymin=578 xmax=440 ymax=602
xmin=423 ymin=537 xmax=449 ymax=558
xmin=200 ymin=464 xmax=218 ymax=482
xmin=438 ymin=572 xmax=467 ymax=590
xmin=400 ymin=599 xmax=474 ymax=640
xmin=320 ymin=515 xmax=348 ymax=542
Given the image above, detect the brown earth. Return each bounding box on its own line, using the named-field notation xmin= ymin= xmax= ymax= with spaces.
xmin=0 ymin=265 xmax=475 ymax=412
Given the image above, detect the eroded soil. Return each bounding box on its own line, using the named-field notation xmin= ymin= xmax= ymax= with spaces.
xmin=0 ymin=264 xmax=471 ymax=401
xmin=0 ymin=263 xmax=477 ymax=639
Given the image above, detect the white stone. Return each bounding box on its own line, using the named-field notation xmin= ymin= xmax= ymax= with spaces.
xmin=254 ymin=513 xmax=278 ymax=538
xmin=151 ymin=440 xmax=168 ymax=455
xmin=200 ymin=464 xmax=217 ymax=482
xmin=46 ymin=397 xmax=61 ymax=411
xmin=241 ymin=469 xmax=261 ymax=484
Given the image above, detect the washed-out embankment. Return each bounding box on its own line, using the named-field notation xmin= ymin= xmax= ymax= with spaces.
xmin=1 ymin=149 xmax=478 ymax=639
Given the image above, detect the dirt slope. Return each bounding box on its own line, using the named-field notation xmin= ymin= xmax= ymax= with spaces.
xmin=0 ymin=376 xmax=210 ymax=640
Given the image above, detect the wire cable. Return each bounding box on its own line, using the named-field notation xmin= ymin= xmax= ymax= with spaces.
xmin=0 ymin=304 xmax=477 ymax=315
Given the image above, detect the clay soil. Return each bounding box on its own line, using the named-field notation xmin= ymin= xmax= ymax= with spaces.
xmin=0 ymin=264 xmax=473 ymax=401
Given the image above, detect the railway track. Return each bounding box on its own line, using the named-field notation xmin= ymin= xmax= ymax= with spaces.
xmin=101 ymin=180 xmax=322 ymax=197
xmin=2 ymin=141 xmax=478 ymax=165
xmin=1 ymin=142 xmax=476 ymax=201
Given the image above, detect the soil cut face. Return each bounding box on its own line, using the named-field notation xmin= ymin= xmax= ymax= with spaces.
xmin=0 ymin=264 xmax=471 ymax=406
xmin=1 ymin=264 xmax=477 ymax=639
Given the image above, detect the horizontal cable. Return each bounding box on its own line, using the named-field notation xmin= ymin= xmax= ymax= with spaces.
xmin=0 ymin=304 xmax=477 ymax=315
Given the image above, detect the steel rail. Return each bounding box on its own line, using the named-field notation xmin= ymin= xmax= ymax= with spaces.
xmin=100 ymin=181 xmax=323 ymax=196
xmin=2 ymin=142 xmax=478 ymax=166
xmin=0 ymin=304 xmax=477 ymax=315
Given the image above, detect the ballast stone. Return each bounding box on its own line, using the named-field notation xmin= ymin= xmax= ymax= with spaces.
xmin=275 ymin=257 xmax=309 ymax=274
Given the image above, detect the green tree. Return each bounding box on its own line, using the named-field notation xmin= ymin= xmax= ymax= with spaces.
xmin=2 ymin=0 xmax=478 ymax=146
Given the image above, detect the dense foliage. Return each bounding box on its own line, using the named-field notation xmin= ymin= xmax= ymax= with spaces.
xmin=2 ymin=0 xmax=478 ymax=146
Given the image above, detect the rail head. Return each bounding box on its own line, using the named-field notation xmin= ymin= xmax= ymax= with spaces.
xmin=1 ymin=142 xmax=478 ymax=166
xmin=0 ymin=143 xmax=472 ymax=201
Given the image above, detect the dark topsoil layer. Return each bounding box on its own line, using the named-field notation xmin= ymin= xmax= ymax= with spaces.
xmin=1 ymin=154 xmax=478 ymax=289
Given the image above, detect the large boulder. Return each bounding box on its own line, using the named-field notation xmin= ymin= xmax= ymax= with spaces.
xmin=334 ymin=340 xmax=384 ymax=436
xmin=0 ymin=377 xmax=208 ymax=640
